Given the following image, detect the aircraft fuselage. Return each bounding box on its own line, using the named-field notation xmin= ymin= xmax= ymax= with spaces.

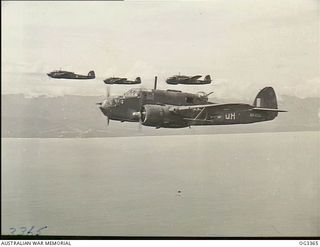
xmin=99 ymin=88 xmax=282 ymax=128
xmin=47 ymin=70 xmax=95 ymax=79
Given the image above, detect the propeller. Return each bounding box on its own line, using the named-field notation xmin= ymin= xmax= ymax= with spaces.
xmin=137 ymin=111 xmax=143 ymax=131
xmin=135 ymin=76 xmax=156 ymax=130
xmin=132 ymin=106 xmax=146 ymax=131
xmin=138 ymin=80 xmax=149 ymax=130
xmin=131 ymin=90 xmax=146 ymax=131
xmin=137 ymin=94 xmax=144 ymax=130
xmin=95 ymin=84 xmax=112 ymax=126
xmin=106 ymin=85 xmax=110 ymax=98
xmin=105 ymin=85 xmax=111 ymax=125
xmin=138 ymin=106 xmax=146 ymax=130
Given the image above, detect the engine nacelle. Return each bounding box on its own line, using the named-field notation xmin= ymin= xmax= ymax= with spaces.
xmin=141 ymin=104 xmax=188 ymax=128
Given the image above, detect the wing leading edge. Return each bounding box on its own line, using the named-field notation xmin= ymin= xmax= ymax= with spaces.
xmin=169 ymin=103 xmax=286 ymax=123
xmin=169 ymin=103 xmax=252 ymax=113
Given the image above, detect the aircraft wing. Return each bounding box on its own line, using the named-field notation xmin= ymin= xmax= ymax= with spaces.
xmin=169 ymin=103 xmax=253 ymax=113
xmin=113 ymin=78 xmax=127 ymax=83
xmin=188 ymin=75 xmax=202 ymax=80
xmin=169 ymin=104 xmax=287 ymax=123
xmin=169 ymin=103 xmax=287 ymax=114
xmin=179 ymin=75 xmax=202 ymax=82
xmin=168 ymin=103 xmax=252 ymax=123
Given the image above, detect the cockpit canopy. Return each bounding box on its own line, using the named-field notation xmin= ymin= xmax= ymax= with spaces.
xmin=124 ymin=88 xmax=150 ymax=97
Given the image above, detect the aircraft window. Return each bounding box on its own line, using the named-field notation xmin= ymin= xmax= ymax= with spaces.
xmin=186 ymin=97 xmax=194 ymax=103
xmin=124 ymin=88 xmax=140 ymax=97
xmin=146 ymin=92 xmax=154 ymax=100
xmin=124 ymin=88 xmax=150 ymax=97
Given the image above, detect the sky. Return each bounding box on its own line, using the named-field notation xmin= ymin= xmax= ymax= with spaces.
xmin=2 ymin=0 xmax=319 ymax=99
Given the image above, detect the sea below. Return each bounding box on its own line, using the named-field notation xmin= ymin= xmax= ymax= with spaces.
xmin=2 ymin=131 xmax=319 ymax=237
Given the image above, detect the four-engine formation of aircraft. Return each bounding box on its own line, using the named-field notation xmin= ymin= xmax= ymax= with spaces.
xmin=97 ymin=80 xmax=286 ymax=128
xmin=166 ymin=74 xmax=212 ymax=85
xmin=103 ymin=77 xmax=141 ymax=85
xmin=47 ymin=70 xmax=95 ymax=79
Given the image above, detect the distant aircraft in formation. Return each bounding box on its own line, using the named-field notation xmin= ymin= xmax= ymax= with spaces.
xmin=46 ymin=68 xmax=286 ymax=129
xmin=97 ymin=77 xmax=287 ymax=129
xmin=103 ymin=77 xmax=141 ymax=85
xmin=166 ymin=74 xmax=212 ymax=85
xmin=46 ymin=70 xmax=212 ymax=86
xmin=47 ymin=70 xmax=95 ymax=79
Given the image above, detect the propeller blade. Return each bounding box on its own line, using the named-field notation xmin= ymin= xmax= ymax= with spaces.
xmin=107 ymin=117 xmax=110 ymax=126
xmin=106 ymin=85 xmax=110 ymax=98
xmin=138 ymin=118 xmax=142 ymax=131
xmin=138 ymin=91 xmax=144 ymax=130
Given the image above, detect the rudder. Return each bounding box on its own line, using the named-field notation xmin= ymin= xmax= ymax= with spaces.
xmin=135 ymin=77 xmax=141 ymax=83
xmin=253 ymin=87 xmax=279 ymax=120
xmin=204 ymin=75 xmax=211 ymax=82
xmin=88 ymin=71 xmax=95 ymax=78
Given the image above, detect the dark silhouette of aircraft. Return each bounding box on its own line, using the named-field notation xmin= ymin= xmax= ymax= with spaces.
xmin=97 ymin=77 xmax=286 ymax=128
xmin=47 ymin=70 xmax=95 ymax=79
xmin=166 ymin=74 xmax=212 ymax=85
xmin=103 ymin=77 xmax=141 ymax=85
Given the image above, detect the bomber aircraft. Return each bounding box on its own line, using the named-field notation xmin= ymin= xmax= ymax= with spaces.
xmin=97 ymin=77 xmax=286 ymax=128
xmin=103 ymin=77 xmax=141 ymax=85
xmin=47 ymin=70 xmax=95 ymax=79
xmin=166 ymin=74 xmax=212 ymax=85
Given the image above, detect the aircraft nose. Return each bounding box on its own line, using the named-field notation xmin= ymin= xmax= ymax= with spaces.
xmin=100 ymin=99 xmax=109 ymax=109
xmin=98 ymin=100 xmax=111 ymax=117
xmin=99 ymin=98 xmax=116 ymax=110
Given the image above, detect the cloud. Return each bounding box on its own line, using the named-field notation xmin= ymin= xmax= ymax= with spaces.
xmin=2 ymin=1 xmax=319 ymax=100
xmin=292 ymin=77 xmax=320 ymax=98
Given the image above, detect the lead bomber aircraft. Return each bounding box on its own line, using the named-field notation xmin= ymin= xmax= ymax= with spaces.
xmin=97 ymin=78 xmax=286 ymax=128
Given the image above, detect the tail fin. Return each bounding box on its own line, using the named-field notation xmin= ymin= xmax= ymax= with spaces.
xmin=253 ymin=87 xmax=278 ymax=109
xmin=88 ymin=71 xmax=95 ymax=78
xmin=204 ymin=75 xmax=211 ymax=82
xmin=135 ymin=77 xmax=141 ymax=83
xmin=253 ymin=87 xmax=280 ymax=119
